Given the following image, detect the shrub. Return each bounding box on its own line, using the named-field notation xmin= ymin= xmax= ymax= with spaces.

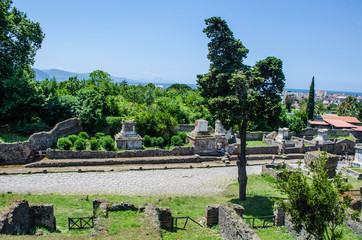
xmin=67 ymin=134 xmax=79 ymax=144
xmin=151 ymin=137 xmax=158 ymax=147
xmin=57 ymin=137 xmax=72 ymax=150
xmin=74 ymin=138 xmax=86 ymax=150
xmin=102 ymin=135 xmax=115 ymax=151
xmin=171 ymin=135 xmax=182 ymax=146
xmin=177 ymin=132 xmax=187 ymax=144
xmin=155 ymin=137 xmax=164 ymax=148
xmin=90 ymin=137 xmax=101 ymax=150
xmin=95 ymin=132 xmax=105 ymax=139
xmin=78 ymin=132 xmax=89 ymax=139
xmin=143 ymin=135 xmax=152 ymax=147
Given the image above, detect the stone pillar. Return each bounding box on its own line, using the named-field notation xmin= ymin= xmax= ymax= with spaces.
xmin=157 ymin=206 xmax=172 ymax=229
xmin=205 ymin=204 xmax=220 ymax=227
xmin=274 ymin=208 xmax=285 ymax=226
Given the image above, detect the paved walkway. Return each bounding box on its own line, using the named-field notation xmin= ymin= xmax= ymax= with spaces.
xmin=0 ymin=166 xmax=261 ymax=196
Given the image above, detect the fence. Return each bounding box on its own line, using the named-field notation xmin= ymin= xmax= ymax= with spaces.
xmin=68 ymin=217 xmax=94 ymax=230
xmin=243 ymin=215 xmax=275 ymax=228
xmin=172 ymin=216 xmax=203 ymax=230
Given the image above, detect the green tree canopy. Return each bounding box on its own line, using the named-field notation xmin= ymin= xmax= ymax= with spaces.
xmin=277 ymin=152 xmax=355 ymax=240
xmin=197 ymin=17 xmax=285 ymax=200
xmin=306 ymin=76 xmax=315 ymax=120
xmin=0 ymin=0 xmax=45 ymax=121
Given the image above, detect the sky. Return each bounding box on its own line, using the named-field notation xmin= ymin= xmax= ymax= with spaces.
xmin=11 ymin=0 xmax=362 ymax=92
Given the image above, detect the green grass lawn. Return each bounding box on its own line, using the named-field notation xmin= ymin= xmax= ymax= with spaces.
xmin=328 ymin=135 xmax=355 ymax=142
xmin=0 ymin=174 xmax=360 ymax=239
xmin=246 ymin=141 xmax=269 ymax=147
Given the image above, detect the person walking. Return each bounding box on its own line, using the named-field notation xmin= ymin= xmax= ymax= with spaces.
xmin=272 ymin=154 xmax=275 ymax=164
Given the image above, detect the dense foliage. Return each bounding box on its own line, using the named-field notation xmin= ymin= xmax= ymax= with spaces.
xmin=306 ymin=76 xmax=315 ymax=120
xmin=276 ymin=152 xmax=357 ymax=240
xmin=197 ymin=17 xmax=285 ymax=200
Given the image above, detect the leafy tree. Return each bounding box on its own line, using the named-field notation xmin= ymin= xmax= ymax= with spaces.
xmin=315 ymin=100 xmax=327 ymax=116
xmin=288 ymin=115 xmax=305 ymax=133
xmin=78 ymin=132 xmax=89 ymax=139
xmin=171 ymin=135 xmax=182 ymax=146
xmin=0 ymin=0 xmax=45 ymax=121
xmin=285 ymin=95 xmax=295 ymax=113
xmin=168 ymin=83 xmax=192 ymax=91
xmin=89 ymin=137 xmax=101 ymax=150
xmin=276 ymin=152 xmax=355 ymax=240
xmin=76 ymin=87 xmax=105 ymax=132
xmin=143 ymin=135 xmax=152 ymax=147
xmin=338 ymin=96 xmax=361 ymax=120
xmin=306 ymin=76 xmax=315 ymax=120
xmin=327 ymin=103 xmax=338 ymax=112
xmin=197 ymin=17 xmax=285 ymax=200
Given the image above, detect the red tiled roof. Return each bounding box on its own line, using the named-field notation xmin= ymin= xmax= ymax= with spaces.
xmin=323 ymin=119 xmax=356 ymax=128
xmin=308 ymin=120 xmax=329 ymax=126
xmin=352 ymin=126 xmax=362 ymax=132
xmin=321 ymin=115 xmax=361 ymax=124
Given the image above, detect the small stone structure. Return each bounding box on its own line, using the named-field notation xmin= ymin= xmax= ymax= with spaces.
xmin=0 ymin=200 xmax=55 ymax=235
xmin=115 ymin=120 xmax=143 ymax=150
xmin=261 ymin=163 xmax=286 ymax=179
xmin=0 ymin=118 xmax=82 ymax=165
xmin=304 ymin=151 xmax=338 ymax=178
xmin=313 ymin=129 xmax=332 ymax=145
xmin=354 ymin=144 xmax=362 ymax=167
xmin=187 ymin=120 xmax=216 ymax=155
xmin=92 ymin=199 xmax=172 ymax=230
xmin=217 ymin=205 xmax=260 ymax=240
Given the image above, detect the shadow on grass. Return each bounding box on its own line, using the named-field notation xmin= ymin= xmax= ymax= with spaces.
xmin=230 ymin=195 xmax=284 ymax=217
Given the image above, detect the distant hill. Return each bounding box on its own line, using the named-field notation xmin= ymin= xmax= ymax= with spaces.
xmin=33 ymin=68 xmax=198 ymax=89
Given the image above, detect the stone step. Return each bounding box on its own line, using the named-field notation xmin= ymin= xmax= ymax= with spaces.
xmin=24 ymin=155 xmax=222 ymax=168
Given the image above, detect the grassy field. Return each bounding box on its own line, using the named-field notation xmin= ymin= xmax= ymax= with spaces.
xmin=0 ymin=174 xmax=360 ymax=239
xmin=328 ymin=135 xmax=355 ymax=142
xmin=246 ymin=141 xmax=269 ymax=147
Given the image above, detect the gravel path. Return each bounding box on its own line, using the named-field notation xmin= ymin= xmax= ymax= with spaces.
xmin=0 ymin=166 xmax=261 ymax=196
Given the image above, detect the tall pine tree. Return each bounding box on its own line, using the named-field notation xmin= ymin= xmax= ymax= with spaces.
xmin=306 ymin=77 xmax=315 ymax=120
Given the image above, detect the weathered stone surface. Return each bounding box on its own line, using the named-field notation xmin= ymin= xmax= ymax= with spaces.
xmin=0 ymin=200 xmax=31 ymax=235
xmin=218 ymin=205 xmax=260 ymax=240
xmin=0 ymin=200 xmax=55 ymax=235
xmin=274 ymin=208 xmax=285 ymax=227
xmin=45 ymin=146 xmax=194 ymax=160
xmin=0 ymin=142 xmax=33 ymax=165
xmin=29 ymin=204 xmax=55 ymax=230
xmin=156 ymin=206 xmax=172 ymax=230
xmin=144 ymin=204 xmax=162 ymax=239
xmin=304 ymin=151 xmax=338 ymax=178
xmin=205 ymin=204 xmax=219 ymax=227
xmin=0 ymin=118 xmax=81 ymax=165
xmin=27 ymin=118 xmax=82 ymax=151
xmin=93 ymin=199 xmax=110 ymax=217
xmin=108 ymin=202 xmax=140 ymax=212
xmin=115 ymin=119 xmax=143 ymax=150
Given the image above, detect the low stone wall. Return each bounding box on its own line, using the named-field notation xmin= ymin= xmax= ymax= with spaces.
xmin=246 ymin=132 xmax=268 ymax=141
xmin=261 ymin=164 xmax=285 ymax=179
xmin=218 ymin=205 xmax=260 ymax=240
xmin=177 ymin=124 xmax=195 ymax=133
xmin=304 ymin=151 xmax=338 ymax=178
xmin=346 ymin=169 xmax=362 ymax=180
xmin=232 ymin=145 xmax=279 ymax=155
xmin=0 ymin=118 xmax=82 ymax=165
xmin=46 ymin=146 xmax=194 ymax=159
xmin=0 ymin=200 xmax=55 ymax=235
xmin=92 ymin=199 xmax=172 ymax=230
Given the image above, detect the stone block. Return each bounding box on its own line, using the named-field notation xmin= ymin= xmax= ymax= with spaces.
xmin=205 ymin=204 xmax=220 ymax=227
xmin=29 ymin=204 xmax=55 ymax=230
xmin=195 ymin=120 xmax=208 ymax=132
xmin=0 ymin=200 xmax=31 ymax=235
xmin=156 ymin=206 xmax=172 ymax=230
xmin=304 ymin=151 xmax=338 ymax=178
xmin=93 ymin=199 xmax=110 ymax=217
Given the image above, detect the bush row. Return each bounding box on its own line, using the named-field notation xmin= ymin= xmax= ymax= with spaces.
xmin=57 ymin=132 xmax=115 ymax=151
xmin=143 ymin=131 xmax=187 ymax=148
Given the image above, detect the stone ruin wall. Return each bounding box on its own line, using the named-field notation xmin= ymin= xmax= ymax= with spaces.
xmin=0 ymin=118 xmax=82 ymax=165
xmin=0 ymin=200 xmax=55 ymax=235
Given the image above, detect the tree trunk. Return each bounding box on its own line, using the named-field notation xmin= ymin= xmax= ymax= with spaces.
xmin=238 ymin=119 xmax=248 ymax=200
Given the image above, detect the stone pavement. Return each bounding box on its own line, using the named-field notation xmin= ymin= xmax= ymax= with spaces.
xmin=0 ymin=166 xmax=262 ymax=196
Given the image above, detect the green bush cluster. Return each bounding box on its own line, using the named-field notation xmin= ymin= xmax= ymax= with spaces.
xmin=56 ymin=132 xmax=115 ymax=151
xmin=143 ymin=131 xmax=188 ymax=148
